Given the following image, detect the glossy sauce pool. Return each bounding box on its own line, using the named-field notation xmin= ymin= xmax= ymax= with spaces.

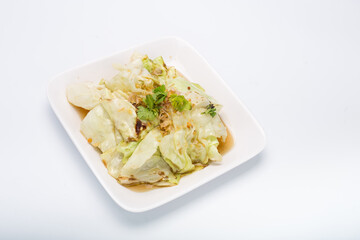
xmin=73 ymin=104 xmax=89 ymax=120
xmin=218 ymin=122 xmax=234 ymax=155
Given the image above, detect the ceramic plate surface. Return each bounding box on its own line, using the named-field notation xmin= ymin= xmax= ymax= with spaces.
xmin=48 ymin=37 xmax=266 ymax=212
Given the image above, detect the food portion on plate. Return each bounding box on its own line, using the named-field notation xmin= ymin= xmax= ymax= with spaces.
xmin=66 ymin=52 xmax=228 ymax=187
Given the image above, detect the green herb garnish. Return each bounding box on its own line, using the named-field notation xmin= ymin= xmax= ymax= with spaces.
xmin=202 ymin=103 xmax=216 ymax=117
xmin=152 ymin=85 xmax=167 ymax=104
xmin=137 ymin=85 xmax=167 ymax=121
xmin=137 ymin=106 xmax=158 ymax=121
xmin=144 ymin=94 xmax=154 ymax=109
xmin=169 ymin=94 xmax=192 ymax=112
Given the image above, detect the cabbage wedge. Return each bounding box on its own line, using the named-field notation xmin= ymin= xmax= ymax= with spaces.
xmin=120 ymin=128 xmax=177 ymax=185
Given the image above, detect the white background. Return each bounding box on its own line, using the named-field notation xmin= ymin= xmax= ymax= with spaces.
xmin=1 ymin=0 xmax=359 ymax=239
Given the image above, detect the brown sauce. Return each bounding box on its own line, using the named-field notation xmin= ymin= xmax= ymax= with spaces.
xmin=125 ymin=184 xmax=165 ymax=192
xmin=218 ymin=124 xmax=234 ymax=155
xmin=72 ymin=104 xmax=89 ymax=120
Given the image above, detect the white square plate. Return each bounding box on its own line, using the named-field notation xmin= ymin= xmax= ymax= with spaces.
xmin=47 ymin=37 xmax=266 ymax=212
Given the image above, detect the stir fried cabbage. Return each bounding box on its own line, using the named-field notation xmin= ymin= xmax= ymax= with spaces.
xmin=67 ymin=52 xmax=228 ymax=187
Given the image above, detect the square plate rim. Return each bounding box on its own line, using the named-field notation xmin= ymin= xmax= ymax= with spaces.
xmin=47 ymin=36 xmax=266 ymax=213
